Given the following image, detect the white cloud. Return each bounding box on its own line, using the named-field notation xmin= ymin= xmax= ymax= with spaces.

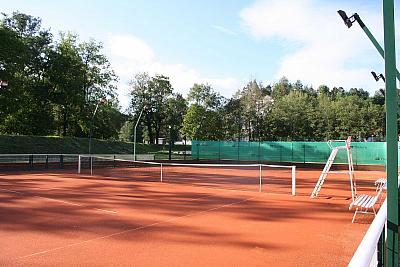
xmin=240 ymin=0 xmax=388 ymax=92
xmin=211 ymin=25 xmax=238 ymax=36
xmin=106 ymin=34 xmax=242 ymax=110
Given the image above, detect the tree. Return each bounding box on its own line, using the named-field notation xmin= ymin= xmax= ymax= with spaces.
xmin=187 ymin=83 xmax=221 ymax=110
xmin=119 ymin=120 xmax=134 ymax=142
xmin=181 ymin=104 xmax=223 ymax=140
xmin=0 ymin=11 xmax=54 ymax=135
xmin=165 ymin=93 xmax=187 ymax=142
xmin=347 ymin=88 xmax=369 ymax=99
xmin=317 ymin=85 xmax=330 ymax=96
xmin=181 ymin=84 xmax=223 ymax=140
xmin=129 ymin=72 xmax=153 ymax=143
xmin=268 ymin=91 xmax=316 ymax=140
xmin=0 ymin=12 xmax=120 ymax=138
xmin=313 ymin=93 xmax=338 ymax=140
xmin=221 ymin=98 xmax=243 ymax=140
xmin=49 ymin=33 xmax=85 ymax=136
xmin=129 ymin=73 xmax=173 ymax=144
xmin=149 ymin=75 xmax=173 ymax=143
xmin=271 ymin=77 xmax=291 ymax=98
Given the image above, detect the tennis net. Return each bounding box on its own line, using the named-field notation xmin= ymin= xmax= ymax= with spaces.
xmin=78 ymin=155 xmax=296 ymax=194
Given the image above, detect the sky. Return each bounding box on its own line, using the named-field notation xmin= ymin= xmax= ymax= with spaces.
xmin=2 ymin=0 xmax=399 ymax=111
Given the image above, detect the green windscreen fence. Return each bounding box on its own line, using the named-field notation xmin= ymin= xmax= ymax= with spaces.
xmin=192 ymin=141 xmax=389 ymax=165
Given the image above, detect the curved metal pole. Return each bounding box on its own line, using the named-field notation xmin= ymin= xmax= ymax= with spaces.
xmin=133 ymin=107 xmax=145 ymax=161
xmin=338 ymin=10 xmax=400 ymax=81
xmin=89 ymin=102 xmax=101 ymax=155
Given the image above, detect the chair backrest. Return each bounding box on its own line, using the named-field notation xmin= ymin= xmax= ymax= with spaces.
xmin=374 ymin=178 xmax=387 ymax=191
xmin=371 ymin=182 xmax=386 ymax=206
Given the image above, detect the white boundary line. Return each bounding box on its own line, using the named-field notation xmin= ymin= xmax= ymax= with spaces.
xmin=17 ymin=195 xmax=258 ymax=260
xmin=0 ymin=188 xmax=117 ymax=214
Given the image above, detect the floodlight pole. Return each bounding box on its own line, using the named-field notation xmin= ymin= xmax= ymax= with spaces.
xmin=338 ymin=10 xmax=400 ymax=81
xmin=168 ymin=125 xmax=172 ymax=161
xmin=88 ymin=98 xmax=106 ymax=155
xmin=133 ymin=106 xmax=145 ymax=161
xmin=383 ymin=1 xmax=398 ymax=265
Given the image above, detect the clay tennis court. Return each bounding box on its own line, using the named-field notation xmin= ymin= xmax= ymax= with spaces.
xmin=0 ymin=165 xmax=386 ymax=266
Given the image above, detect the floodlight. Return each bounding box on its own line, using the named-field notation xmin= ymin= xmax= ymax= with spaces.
xmin=371 ymin=71 xmax=379 ymax=81
xmin=338 ymin=10 xmax=352 ymax=28
xmin=337 ymin=10 xmax=365 ymax=29
xmin=371 ymin=71 xmax=385 ymax=82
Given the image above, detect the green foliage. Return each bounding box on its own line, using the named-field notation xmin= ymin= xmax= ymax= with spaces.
xmin=165 ymin=93 xmax=187 ymax=141
xmin=0 ymin=11 xmax=124 ymax=140
xmin=129 ymin=73 xmax=173 ymax=144
xmin=187 ymin=83 xmax=222 ymax=110
xmin=181 ymin=83 xmax=223 ymax=141
xmin=0 ymin=11 xmax=390 ymax=144
xmin=268 ymin=91 xmax=316 ymax=140
xmin=119 ymin=120 xmax=134 ymax=142
xmin=181 ymin=104 xmax=223 ymax=140
xmin=232 ymin=80 xmax=274 ymax=141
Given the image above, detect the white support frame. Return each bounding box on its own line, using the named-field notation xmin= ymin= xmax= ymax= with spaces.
xmin=312 ymin=136 xmax=356 ymax=201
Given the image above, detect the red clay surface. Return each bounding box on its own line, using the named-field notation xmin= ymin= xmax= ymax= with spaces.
xmin=0 ymin=166 xmax=386 ymax=266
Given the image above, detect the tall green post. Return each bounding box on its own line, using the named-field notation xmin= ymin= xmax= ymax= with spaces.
xmin=383 ymin=0 xmax=399 ymax=265
xmin=359 ymin=19 xmax=400 ymax=81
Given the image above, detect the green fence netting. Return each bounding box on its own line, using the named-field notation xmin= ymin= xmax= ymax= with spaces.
xmin=192 ymin=141 xmax=388 ymax=165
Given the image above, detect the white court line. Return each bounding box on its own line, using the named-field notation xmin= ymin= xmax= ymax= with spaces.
xmin=36 ymin=196 xmax=117 ymax=214
xmin=23 ymin=184 xmax=215 ymax=203
xmin=17 ymin=195 xmax=258 ymax=260
xmin=0 ymin=188 xmax=117 ymax=214
xmin=1 ymin=182 xmax=220 ymax=211
xmin=26 ymin=180 xmax=258 ymax=200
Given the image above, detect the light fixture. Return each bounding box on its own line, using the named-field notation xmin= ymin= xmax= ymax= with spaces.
xmin=338 ymin=10 xmax=353 ymax=28
xmin=337 ymin=10 xmax=365 ymax=29
xmin=371 ymin=71 xmax=386 ymax=82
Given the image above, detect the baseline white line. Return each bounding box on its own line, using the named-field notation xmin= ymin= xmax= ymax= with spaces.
xmin=0 ymin=187 xmax=117 ymax=214
xmin=17 ymin=195 xmax=258 ymax=260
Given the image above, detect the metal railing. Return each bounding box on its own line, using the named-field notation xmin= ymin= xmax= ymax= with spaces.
xmin=348 ymin=178 xmax=399 ymax=266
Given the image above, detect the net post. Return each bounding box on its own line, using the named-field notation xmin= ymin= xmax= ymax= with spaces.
xmin=291 ymin=166 xmax=296 ymax=196
xmin=160 ymin=163 xmax=163 ymax=182
xmin=60 ymin=154 xmax=64 ymax=169
xmin=29 ymin=154 xmax=33 ymax=169
xmin=78 ymin=155 xmax=81 ymax=174
xmin=259 ymin=164 xmax=262 ymax=192
xmin=45 ymin=155 xmax=49 ymax=169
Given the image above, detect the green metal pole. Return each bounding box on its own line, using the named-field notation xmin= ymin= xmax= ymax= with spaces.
xmin=383 ymin=1 xmax=399 ymax=265
xmin=354 ymin=13 xmax=400 ymax=81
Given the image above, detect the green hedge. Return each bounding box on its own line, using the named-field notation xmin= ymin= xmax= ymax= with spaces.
xmin=0 ymin=135 xmax=188 ymax=155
